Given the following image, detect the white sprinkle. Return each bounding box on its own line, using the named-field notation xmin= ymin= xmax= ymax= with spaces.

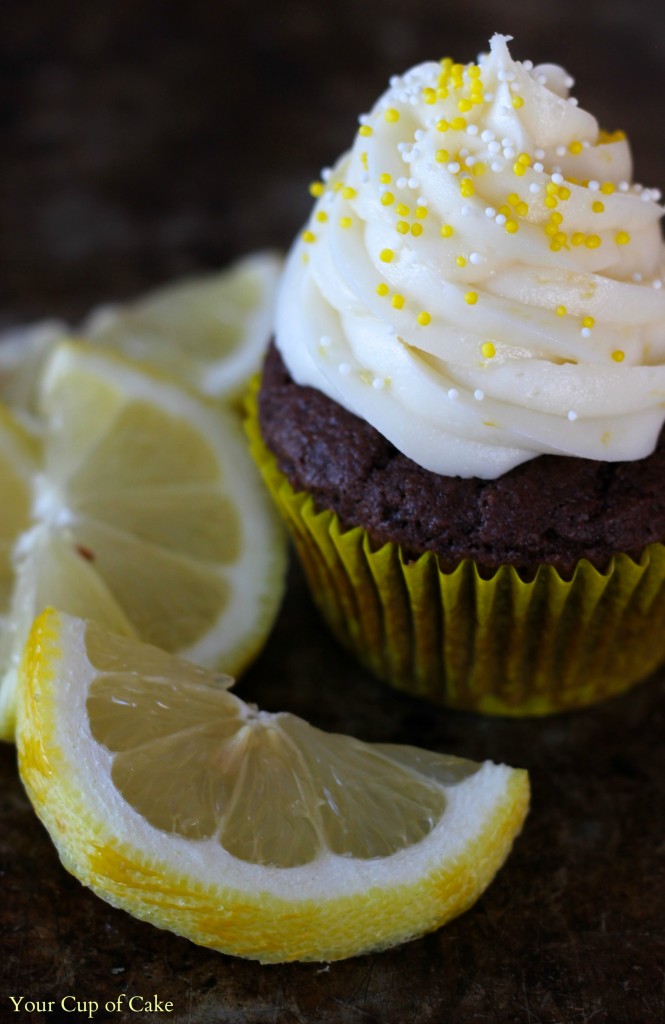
xmin=469 ymin=252 xmax=483 ymax=265
xmin=488 ymin=140 xmax=501 ymax=155
xmin=396 ymin=176 xmax=408 ymax=189
xmin=372 ymin=377 xmax=385 ymax=389
xmin=582 ymin=140 xmax=591 ymax=148
xmin=461 ymin=205 xmax=472 ymax=217
xmin=552 ymin=165 xmax=562 ymax=174
xmin=568 ymin=97 xmax=578 ymax=107
xmin=503 ymin=146 xmax=516 ymax=160
xmin=467 ymin=124 xmax=479 ymax=136
xmin=555 ymin=145 xmax=566 ymax=157
xmin=425 ymin=116 xmax=436 ymax=129
xmin=619 ymin=182 xmax=629 ymax=192
xmin=358 ymin=114 xmax=370 ymax=125
xmin=653 ymin=189 xmax=662 ymax=201
xmin=320 ymin=335 xmax=332 ymax=347
xmin=466 ymin=156 xmax=476 ymax=167
xmin=481 ymin=129 xmax=495 ymax=143
xmin=564 ymin=75 xmax=575 ymax=88
xmin=495 ymin=213 xmax=507 ymax=225
xmin=633 ymin=272 xmax=643 ymax=283
xmin=484 ymin=93 xmax=494 ymax=102
xmin=497 ymin=70 xmax=507 ymax=82
xmin=321 ymin=167 xmax=332 ymax=181
xmin=447 ymin=162 xmax=461 ymax=174
xmin=551 ymin=172 xmax=564 ymax=185
xmin=653 ymin=279 xmax=663 ymax=289
xmin=523 ymin=60 xmax=533 ymax=71
xmin=588 ymin=180 xmax=600 ymax=191
xmin=389 ymin=75 xmax=400 ymax=87
xmin=338 ymin=362 xmax=351 ymax=375
xmin=534 ymin=148 xmax=545 ymax=160
xmin=397 ymin=141 xmax=408 ymax=153
xmin=581 ymin=327 xmax=591 ymax=338
xmin=501 ymin=138 xmax=511 ymax=147
xmin=414 ymin=129 xmax=425 ymax=141
xmin=641 ymin=190 xmax=653 ymax=202
xmin=567 ymin=410 xmax=578 ymax=421
xmin=416 ymin=196 xmax=428 ymax=207
xmin=533 ymin=162 xmax=544 ymax=173
xmin=447 ymin=388 xmax=459 ymax=400
xmin=485 ymin=206 xmax=496 ymax=218
xmin=474 ymin=389 xmax=485 ymax=400
xmin=491 ymin=161 xmax=504 ymax=173
xmin=408 ymin=177 xmax=419 ymax=188
xmin=459 ymin=147 xmax=469 ymax=158
xmin=529 ymin=182 xmax=541 ymax=193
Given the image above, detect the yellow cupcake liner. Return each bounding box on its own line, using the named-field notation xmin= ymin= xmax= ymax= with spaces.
xmin=246 ymin=382 xmax=665 ymax=715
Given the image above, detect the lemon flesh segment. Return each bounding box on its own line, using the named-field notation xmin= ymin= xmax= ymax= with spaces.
xmin=0 ymin=405 xmax=41 ymax=615
xmin=84 ymin=251 xmax=282 ymax=401
xmin=17 ymin=609 xmax=530 ymax=964
xmin=0 ymin=340 xmax=286 ymax=741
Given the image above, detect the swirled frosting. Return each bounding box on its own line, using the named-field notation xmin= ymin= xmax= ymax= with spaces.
xmin=275 ymin=34 xmax=665 ymax=478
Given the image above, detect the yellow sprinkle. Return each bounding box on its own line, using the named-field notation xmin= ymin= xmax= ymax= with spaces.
xmin=302 ymin=230 xmax=316 ymax=243
xmin=554 ymin=231 xmax=567 ymax=245
xmin=435 ymin=149 xmax=450 ymax=163
xmin=359 ymin=125 xmax=373 ymax=137
xmin=512 ymin=95 xmax=524 ymax=109
xmin=396 ymin=221 xmax=409 ymax=234
xmin=440 ymin=224 xmax=454 ymax=238
xmin=309 ymin=181 xmax=325 ymax=197
xmin=379 ymin=248 xmax=395 ymax=262
xmin=391 ymin=294 xmax=405 ymax=309
xmin=481 ymin=341 xmax=496 ymax=359
xmin=456 ymin=256 xmax=467 ymax=267
xmin=550 ymin=211 xmax=563 ymax=225
xmin=411 ymin=222 xmax=423 ymax=237
xmin=516 ymin=202 xmax=529 ymax=217
xmin=592 ymin=201 xmax=605 ymax=213
xmin=615 ymin=231 xmax=631 ymax=245
xmin=572 ymin=232 xmax=585 ymax=246
xmin=556 ymin=305 xmax=567 ymax=316
xmin=569 ymin=141 xmax=583 ymax=155
xmin=498 ymin=204 xmax=512 ymax=217
xmin=436 ymin=86 xmax=449 ymax=99
xmin=423 ymin=88 xmax=437 ymax=105
xmin=546 ymin=183 xmax=559 ymax=195
xmin=585 ymin=235 xmax=602 ymax=249
xmin=315 ymin=211 xmax=328 ymax=222
xmin=339 ymin=217 xmax=352 ymax=229
xmin=505 ymin=219 xmax=519 ymax=234
xmin=385 ymin=107 xmax=400 ymax=123
xmin=550 ymin=241 xmax=562 ymax=251
xmin=558 ymin=186 xmax=571 ymax=200
xmin=468 ymin=65 xmax=481 ymax=78
xmin=395 ymin=203 xmax=410 ymax=216
xmin=376 ymin=283 xmax=389 ymax=296
xmin=582 ymin=316 xmax=595 ymax=328
xmin=417 ymin=311 xmax=432 ymax=326
xmin=380 ymin=173 xmax=392 ymax=184
xmin=465 ymin=291 xmax=478 ymax=304
xmin=517 ymin=152 xmax=531 ymax=166
xmin=361 ymin=152 xmax=369 ymax=170
xmin=342 ymin=186 xmax=357 ymax=200
xmin=601 ymin=182 xmax=616 ymax=195
xmin=460 ymin=178 xmax=475 ymax=198
xmin=513 ymin=163 xmax=526 ymax=177
xmin=458 ymin=98 xmax=472 ymax=113
xmin=436 ymin=119 xmax=450 ymax=132
xmin=545 ymin=223 xmax=558 ymax=237
xmin=472 ymin=162 xmax=486 ymax=176
xmin=612 ymin=349 xmax=625 ymax=362
xmin=381 ymin=192 xmax=395 ymax=206
xmin=451 ymin=116 xmax=467 ymax=130
xmin=332 ymin=182 xmax=343 ymax=192
xmin=545 ymin=196 xmax=558 ymax=209
xmin=507 ymin=193 xmax=520 ymax=206
xmin=416 ymin=206 xmax=428 ymax=219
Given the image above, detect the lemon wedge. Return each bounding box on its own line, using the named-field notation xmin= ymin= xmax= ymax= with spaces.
xmin=84 ymin=250 xmax=282 ymax=402
xmin=0 ymin=252 xmax=281 ymax=410
xmin=0 ymin=341 xmax=286 ymax=740
xmin=17 ymin=608 xmax=530 ymax=964
xmin=0 ymin=405 xmax=41 ymax=618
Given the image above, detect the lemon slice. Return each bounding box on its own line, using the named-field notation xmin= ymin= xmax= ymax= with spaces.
xmin=17 ymin=608 xmax=530 ymax=964
xmin=84 ymin=251 xmax=282 ymax=401
xmin=0 ymin=341 xmax=286 ymax=741
xmin=0 ymin=405 xmax=41 ymax=618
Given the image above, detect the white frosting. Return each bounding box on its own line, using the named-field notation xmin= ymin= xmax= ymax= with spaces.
xmin=275 ymin=35 xmax=665 ymax=478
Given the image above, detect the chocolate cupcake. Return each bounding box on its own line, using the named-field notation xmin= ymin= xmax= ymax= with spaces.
xmin=249 ymin=34 xmax=665 ymax=714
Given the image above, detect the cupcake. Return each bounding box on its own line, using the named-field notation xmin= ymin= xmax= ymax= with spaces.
xmin=248 ymin=34 xmax=665 ymax=715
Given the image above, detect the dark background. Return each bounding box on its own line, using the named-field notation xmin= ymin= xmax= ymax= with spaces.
xmin=1 ymin=2 xmax=664 ymax=1022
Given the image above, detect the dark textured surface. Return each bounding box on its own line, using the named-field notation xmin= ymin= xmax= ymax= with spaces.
xmin=259 ymin=342 xmax=665 ymax=576
xmin=1 ymin=2 xmax=664 ymax=1022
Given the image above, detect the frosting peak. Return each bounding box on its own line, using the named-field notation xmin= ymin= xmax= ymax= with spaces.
xmin=276 ymin=35 xmax=665 ymax=478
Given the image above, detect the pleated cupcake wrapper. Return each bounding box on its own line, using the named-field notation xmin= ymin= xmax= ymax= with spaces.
xmin=246 ymin=382 xmax=665 ymax=715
